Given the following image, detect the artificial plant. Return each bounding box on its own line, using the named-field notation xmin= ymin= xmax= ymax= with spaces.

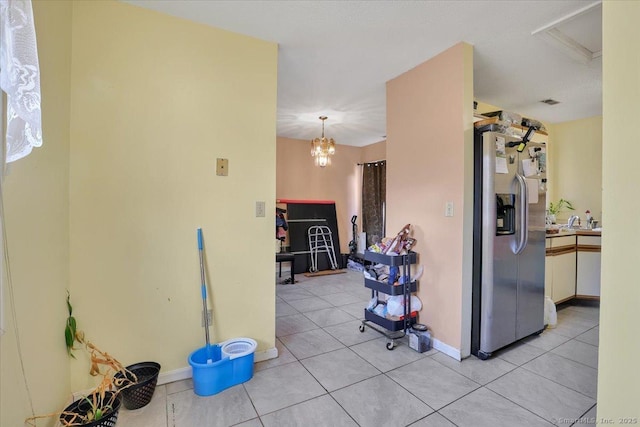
xmin=548 ymin=199 xmax=575 ymax=216
xmin=26 ymin=292 xmax=137 ymax=426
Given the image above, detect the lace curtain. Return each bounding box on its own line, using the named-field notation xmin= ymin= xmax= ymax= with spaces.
xmin=1 ymin=0 xmax=42 ymax=336
xmin=1 ymin=0 xmax=43 ymax=163
xmin=362 ymin=161 xmax=386 ymax=247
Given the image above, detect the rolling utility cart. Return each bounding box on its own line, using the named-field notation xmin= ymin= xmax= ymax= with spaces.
xmin=359 ymin=250 xmax=418 ymax=350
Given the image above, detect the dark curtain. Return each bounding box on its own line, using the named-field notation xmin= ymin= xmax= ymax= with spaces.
xmin=362 ymin=161 xmax=386 ymax=247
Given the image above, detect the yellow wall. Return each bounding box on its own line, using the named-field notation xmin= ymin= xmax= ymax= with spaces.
xmin=599 ymin=1 xmax=640 ymax=421
xmin=68 ymin=1 xmax=277 ymax=390
xmin=548 ymin=116 xmax=602 ymax=224
xmin=0 ymin=1 xmax=72 ymax=425
xmin=474 ymin=100 xmax=501 ymax=116
xmin=386 ymin=43 xmax=474 ymax=357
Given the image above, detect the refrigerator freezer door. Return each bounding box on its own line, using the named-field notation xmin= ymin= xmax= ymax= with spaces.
xmin=479 ymin=132 xmax=521 ymax=353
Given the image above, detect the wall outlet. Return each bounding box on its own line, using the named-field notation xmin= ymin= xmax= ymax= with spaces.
xmin=202 ymin=309 xmax=212 ymax=327
xmin=256 ymin=201 xmax=266 ymax=217
xmin=216 ymin=158 xmax=229 ymax=176
xmin=445 ymin=201 xmax=454 ymax=217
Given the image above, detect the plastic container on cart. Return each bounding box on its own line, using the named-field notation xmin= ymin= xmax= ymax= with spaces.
xmin=409 ymin=326 xmax=431 ymax=353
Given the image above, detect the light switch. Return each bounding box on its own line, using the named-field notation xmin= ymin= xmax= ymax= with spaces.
xmin=445 ymin=202 xmax=454 ymax=217
xmin=216 ymin=158 xmax=229 ymax=176
xmin=256 ymin=201 xmax=266 ymax=217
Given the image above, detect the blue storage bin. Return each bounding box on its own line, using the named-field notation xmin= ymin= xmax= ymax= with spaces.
xmin=188 ymin=337 xmax=257 ymax=396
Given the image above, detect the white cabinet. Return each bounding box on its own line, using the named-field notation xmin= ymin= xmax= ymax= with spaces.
xmin=576 ymin=235 xmax=601 ymax=298
xmin=552 ymin=251 xmax=577 ymax=303
xmin=545 ymin=235 xmax=577 ymax=304
xmin=544 ymin=255 xmax=553 ymax=299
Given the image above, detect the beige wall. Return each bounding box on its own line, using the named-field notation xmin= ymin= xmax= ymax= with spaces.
xmin=548 ymin=116 xmax=602 ymax=224
xmin=1 ymin=1 xmax=72 ymax=425
xmin=599 ymin=1 xmax=640 ymax=421
xmin=386 ymin=43 xmax=474 ymax=357
xmin=276 ymin=137 xmax=373 ymax=254
xmin=68 ymin=1 xmax=277 ymax=390
xmin=361 ymin=140 xmax=386 ymax=163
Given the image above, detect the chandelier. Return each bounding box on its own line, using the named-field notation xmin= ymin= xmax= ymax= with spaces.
xmin=310 ymin=116 xmax=336 ymax=167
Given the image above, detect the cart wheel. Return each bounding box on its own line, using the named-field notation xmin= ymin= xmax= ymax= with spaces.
xmin=386 ymin=341 xmax=395 ymax=351
xmin=359 ymin=324 xmax=365 ymax=333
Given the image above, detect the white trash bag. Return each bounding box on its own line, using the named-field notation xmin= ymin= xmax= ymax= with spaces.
xmin=544 ymin=296 xmax=557 ymax=328
xmin=386 ymin=295 xmax=422 ymax=317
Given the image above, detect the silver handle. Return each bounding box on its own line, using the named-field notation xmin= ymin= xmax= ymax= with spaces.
xmin=514 ymin=174 xmax=529 ymax=254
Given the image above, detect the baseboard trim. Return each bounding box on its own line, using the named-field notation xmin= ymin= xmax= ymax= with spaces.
xmin=432 ymin=338 xmax=461 ymax=361
xmin=254 ymin=346 xmax=278 ymax=363
xmin=158 ymin=366 xmax=192 ymax=385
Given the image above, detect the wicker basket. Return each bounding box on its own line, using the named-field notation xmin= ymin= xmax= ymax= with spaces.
xmin=115 ymin=361 xmax=161 ymax=410
xmin=59 ymin=391 xmax=121 ymax=427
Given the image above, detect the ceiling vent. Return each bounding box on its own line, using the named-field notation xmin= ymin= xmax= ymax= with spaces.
xmin=532 ymin=1 xmax=602 ymax=64
xmin=541 ymin=99 xmax=560 ymax=105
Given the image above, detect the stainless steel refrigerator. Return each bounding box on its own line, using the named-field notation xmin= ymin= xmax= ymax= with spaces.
xmin=472 ymin=128 xmax=546 ymax=360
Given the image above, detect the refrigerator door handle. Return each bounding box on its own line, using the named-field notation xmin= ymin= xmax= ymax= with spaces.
xmin=514 ymin=173 xmax=529 ymax=254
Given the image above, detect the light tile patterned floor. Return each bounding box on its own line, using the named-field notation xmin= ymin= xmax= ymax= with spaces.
xmin=118 ymin=270 xmax=599 ymax=427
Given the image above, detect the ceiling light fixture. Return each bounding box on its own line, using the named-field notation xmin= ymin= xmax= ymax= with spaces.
xmin=310 ymin=116 xmax=336 ymax=167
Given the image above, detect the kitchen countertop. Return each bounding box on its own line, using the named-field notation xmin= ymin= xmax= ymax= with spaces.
xmin=575 ymin=229 xmax=602 ymax=236
xmin=546 ymin=228 xmax=601 ymax=237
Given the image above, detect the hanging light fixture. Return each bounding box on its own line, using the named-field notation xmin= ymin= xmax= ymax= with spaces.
xmin=310 ymin=116 xmax=336 ymax=167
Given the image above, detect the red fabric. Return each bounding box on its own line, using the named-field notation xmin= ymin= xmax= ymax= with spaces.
xmin=276 ymin=199 xmax=335 ymax=205
xmin=277 ymin=227 xmax=287 ymax=240
xmin=398 ymin=311 xmax=419 ymax=321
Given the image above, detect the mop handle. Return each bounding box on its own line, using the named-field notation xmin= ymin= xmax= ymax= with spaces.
xmin=197 ymin=228 xmax=211 ymax=347
xmin=197 ymin=228 xmax=206 ymax=299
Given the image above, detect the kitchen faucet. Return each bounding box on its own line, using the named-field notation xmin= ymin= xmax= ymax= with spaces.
xmin=568 ymin=215 xmax=580 ymax=228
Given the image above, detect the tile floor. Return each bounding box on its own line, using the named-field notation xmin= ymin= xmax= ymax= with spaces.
xmin=119 ymin=270 xmax=599 ymax=427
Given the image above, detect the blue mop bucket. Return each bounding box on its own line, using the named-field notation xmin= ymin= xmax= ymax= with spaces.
xmin=188 ymin=337 xmax=257 ymax=396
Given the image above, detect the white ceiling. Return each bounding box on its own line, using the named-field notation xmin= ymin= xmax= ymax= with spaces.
xmin=124 ymin=0 xmax=602 ymax=147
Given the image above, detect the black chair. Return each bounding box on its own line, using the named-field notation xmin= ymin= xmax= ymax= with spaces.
xmin=276 ymin=252 xmax=295 ymax=284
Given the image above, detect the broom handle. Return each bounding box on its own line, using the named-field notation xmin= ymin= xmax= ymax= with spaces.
xmin=197 ymin=228 xmax=211 ymax=348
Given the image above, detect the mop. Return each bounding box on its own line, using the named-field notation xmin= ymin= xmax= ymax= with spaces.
xmin=197 ymin=228 xmax=213 ymax=363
